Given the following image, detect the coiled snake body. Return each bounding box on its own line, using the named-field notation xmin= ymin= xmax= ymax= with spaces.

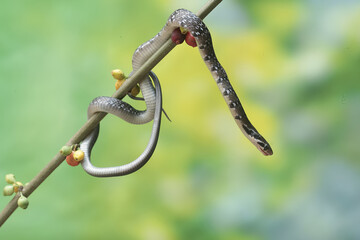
xmin=80 ymin=8 xmax=272 ymax=177
xmin=80 ymin=72 xmax=161 ymax=177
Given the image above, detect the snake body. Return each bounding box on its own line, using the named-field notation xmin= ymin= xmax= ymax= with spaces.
xmin=80 ymin=72 xmax=162 ymax=177
xmin=134 ymin=9 xmax=273 ymax=155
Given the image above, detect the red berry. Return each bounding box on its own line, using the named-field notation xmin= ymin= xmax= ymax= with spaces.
xmin=185 ymin=32 xmax=197 ymax=47
xmin=171 ymin=28 xmax=185 ymax=45
xmin=66 ymin=152 xmax=80 ymax=166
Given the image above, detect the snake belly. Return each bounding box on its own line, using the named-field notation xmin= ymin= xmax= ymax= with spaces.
xmin=133 ymin=9 xmax=273 ymax=156
xmin=80 ymin=72 xmax=162 ymax=177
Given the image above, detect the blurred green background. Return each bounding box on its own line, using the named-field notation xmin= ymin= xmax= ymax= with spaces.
xmin=1 ymin=0 xmax=359 ymax=239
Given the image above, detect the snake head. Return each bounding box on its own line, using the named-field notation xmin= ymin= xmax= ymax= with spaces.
xmin=257 ymin=142 xmax=273 ymax=156
xmin=241 ymin=123 xmax=273 ymax=156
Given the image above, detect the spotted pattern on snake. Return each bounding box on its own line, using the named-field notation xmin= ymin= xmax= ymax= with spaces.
xmin=133 ymin=9 xmax=273 ymax=155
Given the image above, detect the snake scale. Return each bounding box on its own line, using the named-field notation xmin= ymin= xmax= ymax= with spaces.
xmin=80 ymin=8 xmax=273 ymax=177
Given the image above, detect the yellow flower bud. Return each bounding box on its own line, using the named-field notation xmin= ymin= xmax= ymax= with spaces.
xmin=5 ymin=174 xmax=16 ymax=184
xmin=111 ymin=69 xmax=126 ymax=80
xmin=73 ymin=150 xmax=85 ymax=162
xmin=3 ymin=185 xmax=14 ymax=196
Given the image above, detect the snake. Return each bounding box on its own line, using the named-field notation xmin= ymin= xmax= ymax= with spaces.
xmin=80 ymin=8 xmax=273 ymax=178
xmin=80 ymin=71 xmax=162 ymax=177
xmin=133 ymin=9 xmax=273 ymax=155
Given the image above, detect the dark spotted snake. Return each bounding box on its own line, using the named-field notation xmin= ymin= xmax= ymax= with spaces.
xmin=80 ymin=8 xmax=272 ymax=177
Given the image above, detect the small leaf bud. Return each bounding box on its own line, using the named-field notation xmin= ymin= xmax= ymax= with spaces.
xmin=60 ymin=146 xmax=72 ymax=156
xmin=5 ymin=174 xmax=16 ymax=184
xmin=3 ymin=185 xmax=14 ymax=196
xmin=17 ymin=195 xmax=29 ymax=209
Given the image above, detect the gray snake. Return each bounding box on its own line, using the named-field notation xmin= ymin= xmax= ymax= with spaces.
xmin=80 ymin=72 xmax=161 ymax=177
xmin=80 ymin=8 xmax=273 ymax=177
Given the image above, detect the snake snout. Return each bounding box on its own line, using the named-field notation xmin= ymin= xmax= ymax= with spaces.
xmin=258 ymin=144 xmax=273 ymax=156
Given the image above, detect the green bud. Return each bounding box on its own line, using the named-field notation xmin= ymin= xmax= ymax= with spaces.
xmin=3 ymin=185 xmax=14 ymax=196
xmin=5 ymin=174 xmax=16 ymax=184
xmin=60 ymin=146 xmax=72 ymax=156
xmin=17 ymin=195 xmax=29 ymax=209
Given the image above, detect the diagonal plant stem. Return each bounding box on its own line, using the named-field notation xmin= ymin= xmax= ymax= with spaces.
xmin=0 ymin=0 xmax=222 ymax=227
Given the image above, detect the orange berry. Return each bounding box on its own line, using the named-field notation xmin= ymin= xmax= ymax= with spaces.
xmin=66 ymin=152 xmax=80 ymax=166
xmin=115 ymin=79 xmax=125 ymax=90
xmin=13 ymin=181 xmax=23 ymax=193
xmin=130 ymin=85 xmax=140 ymax=96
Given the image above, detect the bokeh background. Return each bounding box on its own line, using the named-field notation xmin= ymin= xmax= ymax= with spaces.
xmin=1 ymin=0 xmax=359 ymax=239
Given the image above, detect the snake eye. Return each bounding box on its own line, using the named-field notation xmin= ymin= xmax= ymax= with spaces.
xmin=171 ymin=28 xmax=185 ymax=45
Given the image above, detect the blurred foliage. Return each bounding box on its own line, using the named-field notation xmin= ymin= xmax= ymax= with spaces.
xmin=0 ymin=0 xmax=359 ymax=239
